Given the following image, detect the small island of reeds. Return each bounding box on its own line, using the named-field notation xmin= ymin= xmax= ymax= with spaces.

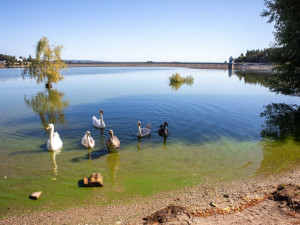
xmin=169 ymin=73 xmax=194 ymax=90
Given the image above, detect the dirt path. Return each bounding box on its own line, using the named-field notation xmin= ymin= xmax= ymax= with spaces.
xmin=1 ymin=167 xmax=299 ymax=225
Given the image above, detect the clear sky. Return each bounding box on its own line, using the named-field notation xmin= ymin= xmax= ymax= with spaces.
xmin=0 ymin=0 xmax=274 ymax=62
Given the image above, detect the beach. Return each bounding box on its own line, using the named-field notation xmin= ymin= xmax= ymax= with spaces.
xmin=1 ymin=165 xmax=299 ymax=225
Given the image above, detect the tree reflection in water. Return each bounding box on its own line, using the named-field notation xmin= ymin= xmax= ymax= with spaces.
xmin=233 ymin=71 xmax=272 ymax=87
xmin=260 ymin=103 xmax=300 ymax=141
xmin=233 ymin=71 xmax=300 ymax=173
xmin=233 ymin=71 xmax=300 ymax=141
xmin=257 ymin=104 xmax=300 ymax=173
xmin=24 ymin=89 xmax=69 ymax=127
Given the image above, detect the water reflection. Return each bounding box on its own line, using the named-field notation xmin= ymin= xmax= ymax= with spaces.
xmin=260 ymin=103 xmax=300 ymax=141
xmin=163 ymin=137 xmax=167 ymax=150
xmin=169 ymin=74 xmax=194 ymax=91
xmin=49 ymin=149 xmax=61 ymax=177
xmin=107 ymin=149 xmax=120 ymax=185
xmin=233 ymin=71 xmax=271 ymax=87
xmin=99 ymin=128 xmax=105 ymax=145
xmin=137 ymin=138 xmax=142 ymax=150
xmin=24 ymin=89 xmax=69 ymax=127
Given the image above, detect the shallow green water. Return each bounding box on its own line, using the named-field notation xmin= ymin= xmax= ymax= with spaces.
xmin=0 ymin=67 xmax=299 ymax=216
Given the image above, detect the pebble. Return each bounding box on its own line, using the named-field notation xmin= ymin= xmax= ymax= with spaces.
xmin=29 ymin=191 xmax=42 ymax=200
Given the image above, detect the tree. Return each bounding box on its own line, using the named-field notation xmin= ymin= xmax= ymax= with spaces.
xmin=234 ymin=49 xmax=273 ymax=63
xmin=23 ymin=36 xmax=67 ymax=88
xmin=261 ymin=0 xmax=300 ymax=96
xmin=27 ymin=54 xmax=32 ymax=62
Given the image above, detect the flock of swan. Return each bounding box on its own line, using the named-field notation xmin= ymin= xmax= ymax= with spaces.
xmin=46 ymin=109 xmax=169 ymax=151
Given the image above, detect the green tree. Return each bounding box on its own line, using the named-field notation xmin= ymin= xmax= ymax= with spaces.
xmin=23 ymin=36 xmax=67 ymax=88
xmin=234 ymin=49 xmax=273 ymax=63
xmin=261 ymin=0 xmax=300 ymax=96
xmin=27 ymin=54 xmax=32 ymax=62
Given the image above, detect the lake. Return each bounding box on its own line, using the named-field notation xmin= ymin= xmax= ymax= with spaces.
xmin=0 ymin=67 xmax=299 ymax=216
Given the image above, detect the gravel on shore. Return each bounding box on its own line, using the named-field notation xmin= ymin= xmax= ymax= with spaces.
xmin=1 ymin=167 xmax=299 ymax=225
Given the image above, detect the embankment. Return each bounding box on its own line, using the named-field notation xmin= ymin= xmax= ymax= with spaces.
xmin=67 ymin=62 xmax=272 ymax=71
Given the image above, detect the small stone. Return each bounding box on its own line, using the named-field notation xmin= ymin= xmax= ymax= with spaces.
xmin=4 ymin=176 xmax=6 ymax=179
xmin=29 ymin=191 xmax=42 ymax=200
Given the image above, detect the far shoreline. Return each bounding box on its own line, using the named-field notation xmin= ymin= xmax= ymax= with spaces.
xmin=1 ymin=62 xmax=273 ymax=71
xmin=66 ymin=62 xmax=272 ymax=71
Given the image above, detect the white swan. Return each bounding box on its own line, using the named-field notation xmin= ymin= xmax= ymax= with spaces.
xmin=81 ymin=131 xmax=95 ymax=149
xmin=137 ymin=121 xmax=151 ymax=138
xmin=46 ymin=124 xmax=63 ymax=151
xmin=106 ymin=129 xmax=120 ymax=150
xmin=92 ymin=109 xmax=105 ymax=128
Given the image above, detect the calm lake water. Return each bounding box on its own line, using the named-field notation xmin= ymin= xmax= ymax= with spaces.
xmin=0 ymin=67 xmax=299 ymax=216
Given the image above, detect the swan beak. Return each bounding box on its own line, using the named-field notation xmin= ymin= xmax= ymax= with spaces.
xmin=46 ymin=126 xmax=51 ymax=130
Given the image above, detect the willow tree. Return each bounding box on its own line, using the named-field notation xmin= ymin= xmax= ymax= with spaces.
xmin=23 ymin=36 xmax=67 ymax=88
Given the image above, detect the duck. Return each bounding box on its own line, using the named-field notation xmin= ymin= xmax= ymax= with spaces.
xmin=46 ymin=124 xmax=63 ymax=151
xmin=92 ymin=109 xmax=105 ymax=128
xmin=106 ymin=129 xmax=120 ymax=150
xmin=137 ymin=121 xmax=151 ymax=138
xmin=81 ymin=131 xmax=95 ymax=149
xmin=158 ymin=122 xmax=169 ymax=137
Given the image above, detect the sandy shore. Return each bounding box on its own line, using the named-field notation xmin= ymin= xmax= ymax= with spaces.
xmin=1 ymin=166 xmax=299 ymax=225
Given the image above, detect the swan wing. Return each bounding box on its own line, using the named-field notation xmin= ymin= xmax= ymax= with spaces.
xmin=106 ymin=137 xmax=120 ymax=149
xmin=100 ymin=121 xmax=105 ymax=128
xmin=158 ymin=126 xmax=169 ymax=137
xmin=141 ymin=128 xmax=151 ymax=136
xmin=92 ymin=115 xmax=100 ymax=127
xmin=47 ymin=138 xmax=51 ymax=150
xmin=52 ymin=132 xmax=63 ymax=151
xmin=81 ymin=134 xmax=88 ymax=148
xmin=113 ymin=136 xmax=120 ymax=148
xmin=88 ymin=136 xmax=95 ymax=148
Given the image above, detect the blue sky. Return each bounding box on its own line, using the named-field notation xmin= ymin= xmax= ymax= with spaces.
xmin=1 ymin=0 xmax=274 ymax=62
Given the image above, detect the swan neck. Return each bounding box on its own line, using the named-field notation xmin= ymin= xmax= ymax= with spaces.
xmin=49 ymin=127 xmax=54 ymax=149
xmin=138 ymin=125 xmax=142 ymax=136
xmin=100 ymin=113 xmax=104 ymax=123
xmin=87 ymin=136 xmax=91 ymax=148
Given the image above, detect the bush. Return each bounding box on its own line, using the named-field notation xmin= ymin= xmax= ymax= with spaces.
xmin=169 ymin=73 xmax=185 ymax=84
xmin=185 ymin=75 xmax=194 ymax=86
xmin=169 ymin=73 xmax=194 ymax=90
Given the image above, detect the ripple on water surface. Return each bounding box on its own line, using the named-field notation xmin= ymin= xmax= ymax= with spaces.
xmin=0 ymin=67 xmax=300 ymax=216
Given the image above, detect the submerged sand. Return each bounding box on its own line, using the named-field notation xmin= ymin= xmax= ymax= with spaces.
xmin=1 ymin=166 xmax=299 ymax=225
